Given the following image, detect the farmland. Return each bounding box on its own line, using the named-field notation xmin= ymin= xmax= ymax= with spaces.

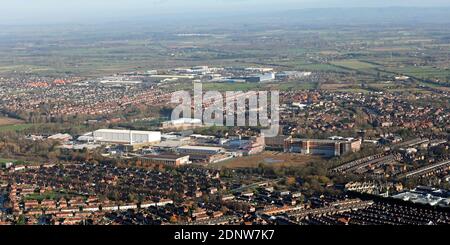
xmin=331 ymin=60 xmax=377 ymax=70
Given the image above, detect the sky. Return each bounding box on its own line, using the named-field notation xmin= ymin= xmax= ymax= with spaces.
xmin=1 ymin=0 xmax=450 ymax=25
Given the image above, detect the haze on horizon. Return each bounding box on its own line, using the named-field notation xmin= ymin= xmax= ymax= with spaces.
xmin=2 ymin=0 xmax=450 ymax=25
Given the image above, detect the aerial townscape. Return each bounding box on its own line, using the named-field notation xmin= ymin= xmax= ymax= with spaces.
xmin=0 ymin=1 xmax=450 ymax=229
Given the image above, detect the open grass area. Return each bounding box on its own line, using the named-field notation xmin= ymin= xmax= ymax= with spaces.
xmin=416 ymin=81 xmax=450 ymax=92
xmin=299 ymin=63 xmax=351 ymax=73
xmin=0 ymin=158 xmax=29 ymax=168
xmin=209 ymin=151 xmax=322 ymax=169
xmin=24 ymin=190 xmax=81 ymax=202
xmin=335 ymin=88 xmax=372 ymax=94
xmin=0 ymin=123 xmax=35 ymax=132
xmin=319 ymin=83 xmax=353 ymax=90
xmin=331 ymin=59 xmax=377 ymax=70
xmin=275 ymin=81 xmax=317 ymax=91
xmin=387 ymin=66 xmax=450 ymax=82
xmin=0 ymin=158 xmax=22 ymax=164
xmin=0 ymin=117 xmax=25 ymax=126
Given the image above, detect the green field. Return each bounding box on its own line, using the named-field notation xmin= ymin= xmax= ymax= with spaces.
xmin=331 ymin=60 xmax=377 ymax=70
xmin=1 ymin=22 xmax=450 ymax=88
xmin=24 ymin=190 xmax=81 ymax=202
xmin=336 ymin=88 xmax=372 ymax=94
xmin=0 ymin=123 xmax=35 ymax=132
xmin=0 ymin=158 xmax=29 ymax=168
xmin=276 ymin=81 xmax=317 ymax=90
xmin=295 ymin=63 xmax=351 ymax=73
xmin=0 ymin=158 xmax=18 ymax=164
xmin=387 ymin=66 xmax=450 ymax=82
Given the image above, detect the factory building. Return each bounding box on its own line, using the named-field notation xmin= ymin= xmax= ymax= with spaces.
xmin=99 ymin=76 xmax=142 ymax=85
xmin=265 ymin=135 xmax=290 ymax=151
xmin=176 ymin=146 xmax=225 ymax=155
xmin=275 ymin=71 xmax=312 ymax=80
xmin=175 ymin=145 xmax=232 ymax=164
xmin=229 ymin=72 xmax=275 ymax=83
xmin=162 ymin=118 xmax=203 ymax=129
xmin=93 ymin=129 xmax=161 ymax=145
xmin=242 ymin=73 xmax=276 ymax=83
xmin=244 ymin=67 xmax=274 ymax=73
xmin=139 ymin=154 xmax=191 ymax=167
xmin=284 ymin=138 xmax=361 ymax=157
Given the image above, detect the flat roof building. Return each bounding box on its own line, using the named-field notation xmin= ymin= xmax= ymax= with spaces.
xmin=162 ymin=118 xmax=203 ymax=129
xmin=140 ymin=154 xmax=191 ymax=167
xmin=284 ymin=138 xmax=361 ymax=157
xmin=93 ymin=129 xmax=161 ymax=145
xmin=176 ymin=145 xmax=225 ymax=155
xmin=48 ymin=133 xmax=73 ymax=142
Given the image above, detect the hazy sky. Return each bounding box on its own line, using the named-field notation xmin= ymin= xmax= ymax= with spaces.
xmin=2 ymin=0 xmax=450 ymax=24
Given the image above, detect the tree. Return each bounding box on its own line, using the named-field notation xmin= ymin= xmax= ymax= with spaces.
xmin=286 ymin=176 xmax=297 ymax=186
xmin=169 ymin=215 xmax=178 ymax=223
xmin=128 ymin=193 xmax=137 ymax=202
xmin=16 ymin=215 xmax=27 ymax=225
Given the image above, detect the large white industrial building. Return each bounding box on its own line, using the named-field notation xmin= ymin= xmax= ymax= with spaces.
xmin=161 ymin=118 xmax=203 ymax=129
xmin=93 ymin=129 xmax=161 ymax=145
